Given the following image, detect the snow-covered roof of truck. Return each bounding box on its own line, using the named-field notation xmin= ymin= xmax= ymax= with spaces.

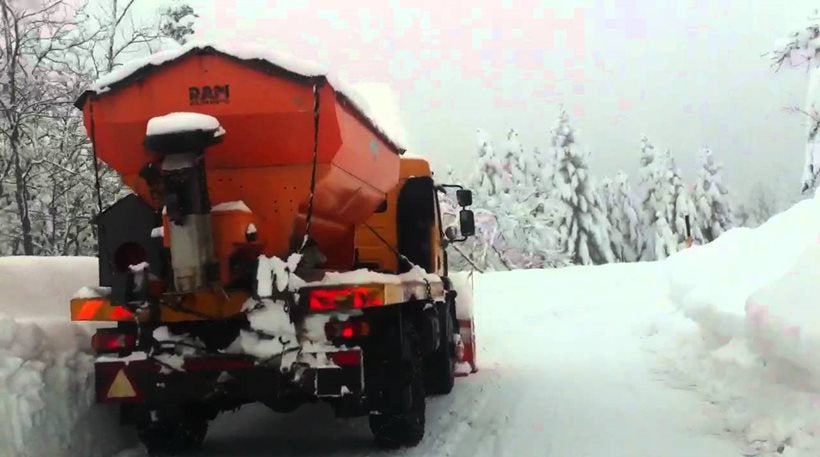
xmin=76 ymin=42 xmax=408 ymax=152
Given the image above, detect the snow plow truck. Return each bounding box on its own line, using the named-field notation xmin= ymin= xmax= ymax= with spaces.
xmin=69 ymin=44 xmax=477 ymax=455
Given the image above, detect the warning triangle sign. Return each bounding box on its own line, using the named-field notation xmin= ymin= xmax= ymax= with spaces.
xmin=107 ymin=369 xmax=136 ymax=399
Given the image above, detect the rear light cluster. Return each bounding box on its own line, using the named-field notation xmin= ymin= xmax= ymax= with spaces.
xmin=328 ymin=350 xmax=361 ymax=367
xmin=73 ymin=298 xmax=136 ymax=322
xmin=308 ymin=286 xmax=384 ymax=312
xmin=324 ymin=320 xmax=370 ymax=341
xmin=91 ymin=330 xmax=137 ymax=354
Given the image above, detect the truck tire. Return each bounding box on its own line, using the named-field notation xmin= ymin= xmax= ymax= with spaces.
xmin=136 ymin=406 xmax=208 ymax=456
xmin=425 ymin=303 xmax=455 ymax=395
xmin=369 ymin=321 xmax=426 ymax=448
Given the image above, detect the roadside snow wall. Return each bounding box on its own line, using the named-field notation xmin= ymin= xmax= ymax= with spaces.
xmin=0 ymin=256 xmax=136 ymax=457
xmin=651 ymin=190 xmax=820 ymax=456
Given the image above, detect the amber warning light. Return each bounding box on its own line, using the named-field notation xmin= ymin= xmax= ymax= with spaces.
xmin=71 ymin=297 xmax=137 ymax=322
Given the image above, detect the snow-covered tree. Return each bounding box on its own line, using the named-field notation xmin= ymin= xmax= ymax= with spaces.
xmin=653 ymin=212 xmax=677 ymax=260
xmin=770 ymin=12 xmax=820 ymax=193
xmin=599 ymin=177 xmax=621 ymax=259
xmin=0 ymin=0 xmax=197 ymax=255
xmin=602 ymin=171 xmax=644 ymax=262
xmin=638 ymin=136 xmax=698 ymax=257
xmin=666 ymin=154 xmax=702 ymax=248
xmin=691 ymin=148 xmax=733 ymax=242
xmin=638 ymin=136 xmax=669 ymax=259
xmin=444 ymin=130 xmax=567 ymax=271
xmin=550 ymin=111 xmax=614 ymax=265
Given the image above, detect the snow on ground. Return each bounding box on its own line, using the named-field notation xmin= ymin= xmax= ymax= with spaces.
xmin=115 ymin=264 xmax=736 ymax=457
xmin=645 ymin=190 xmax=820 ymax=456
xmin=1 ymin=254 xmax=741 ymax=457
xmin=0 ymin=257 xmax=137 ymax=457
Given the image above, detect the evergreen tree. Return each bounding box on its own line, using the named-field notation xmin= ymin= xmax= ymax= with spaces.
xmin=550 ymin=111 xmax=614 ymax=265
xmin=664 ymin=151 xmax=701 ymax=247
xmin=603 ymin=171 xmax=644 ymax=262
xmin=654 ymin=212 xmax=677 ymax=260
xmin=446 ymin=130 xmax=567 ymax=271
xmin=638 ymin=136 xmax=666 ymax=259
xmin=692 ymin=148 xmax=733 ymax=242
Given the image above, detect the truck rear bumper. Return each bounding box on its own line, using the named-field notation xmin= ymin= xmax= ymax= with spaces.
xmin=94 ymin=350 xmax=364 ymax=406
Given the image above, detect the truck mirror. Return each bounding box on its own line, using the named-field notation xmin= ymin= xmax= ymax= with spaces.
xmin=456 ymin=189 xmax=473 ymax=207
xmin=459 ymin=210 xmax=475 ymax=237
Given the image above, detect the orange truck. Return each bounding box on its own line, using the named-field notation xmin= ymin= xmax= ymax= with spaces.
xmin=70 ymin=45 xmax=477 ymax=454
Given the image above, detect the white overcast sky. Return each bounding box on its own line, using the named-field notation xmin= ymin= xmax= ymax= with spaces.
xmin=136 ymin=0 xmax=819 ymax=202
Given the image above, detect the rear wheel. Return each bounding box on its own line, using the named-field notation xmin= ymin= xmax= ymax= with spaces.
xmin=369 ymin=320 xmax=426 ymax=448
xmin=136 ymin=405 xmax=208 ymax=456
xmin=425 ymin=302 xmax=456 ymax=395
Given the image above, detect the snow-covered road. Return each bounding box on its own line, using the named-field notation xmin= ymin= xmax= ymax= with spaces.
xmin=153 ymin=264 xmax=737 ymax=457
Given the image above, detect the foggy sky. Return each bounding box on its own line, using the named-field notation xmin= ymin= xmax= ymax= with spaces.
xmin=141 ymin=0 xmax=817 ymax=203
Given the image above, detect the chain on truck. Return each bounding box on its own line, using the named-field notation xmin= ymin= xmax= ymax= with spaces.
xmin=69 ymin=44 xmax=478 ymax=455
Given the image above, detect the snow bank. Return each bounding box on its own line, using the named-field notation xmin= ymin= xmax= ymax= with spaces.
xmin=449 ymin=271 xmax=475 ymax=320
xmin=653 ymin=191 xmax=820 ymax=455
xmin=145 ymin=112 xmax=224 ymax=137
xmin=89 ymin=41 xmax=407 ymax=150
xmin=0 ymin=256 xmax=97 ymax=319
xmin=0 ymin=257 xmax=136 ymax=457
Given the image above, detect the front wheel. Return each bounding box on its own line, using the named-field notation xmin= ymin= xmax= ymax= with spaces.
xmin=425 ymin=302 xmax=456 ymax=395
xmin=369 ymin=320 xmax=426 ymax=448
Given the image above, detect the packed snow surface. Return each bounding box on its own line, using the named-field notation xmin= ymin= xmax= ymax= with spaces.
xmin=146 ymin=112 xmax=224 ymax=137
xmin=90 ymin=42 xmax=407 ymax=150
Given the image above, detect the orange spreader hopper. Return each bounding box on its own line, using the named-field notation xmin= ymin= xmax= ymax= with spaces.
xmin=76 ymin=46 xmax=403 ymax=270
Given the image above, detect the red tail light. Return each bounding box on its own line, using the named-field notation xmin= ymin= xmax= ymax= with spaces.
xmin=329 ymin=350 xmax=362 ymax=367
xmin=324 ymin=320 xmax=371 ymax=340
xmin=308 ymin=286 xmax=384 ymax=312
xmin=92 ymin=330 xmax=137 ymax=354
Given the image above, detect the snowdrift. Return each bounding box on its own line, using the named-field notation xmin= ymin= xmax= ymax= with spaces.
xmin=0 ymin=257 xmax=136 ymax=457
xmin=654 ymin=190 xmax=820 ymax=455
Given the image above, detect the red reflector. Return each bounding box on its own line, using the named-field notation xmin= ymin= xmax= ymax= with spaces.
xmin=341 ymin=327 xmax=354 ymax=338
xmin=329 ymin=350 xmax=361 ymax=367
xmin=95 ymin=362 xmax=145 ymax=403
xmin=309 ymin=287 xmax=383 ymax=312
xmin=92 ymin=331 xmax=136 ymax=353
